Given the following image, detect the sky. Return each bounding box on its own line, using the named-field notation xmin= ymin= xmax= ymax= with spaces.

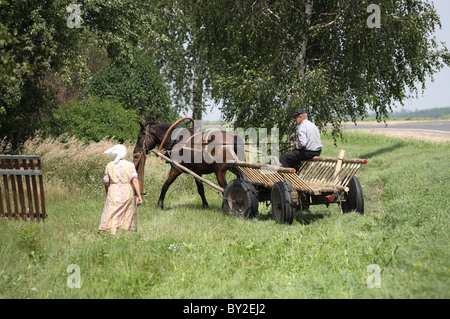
xmin=395 ymin=0 xmax=450 ymax=112
xmin=200 ymin=0 xmax=450 ymax=121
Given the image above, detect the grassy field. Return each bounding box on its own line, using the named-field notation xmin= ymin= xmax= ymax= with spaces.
xmin=0 ymin=132 xmax=449 ymax=299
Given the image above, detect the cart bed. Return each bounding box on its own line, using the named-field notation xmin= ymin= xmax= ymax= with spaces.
xmin=227 ymin=151 xmax=367 ymax=195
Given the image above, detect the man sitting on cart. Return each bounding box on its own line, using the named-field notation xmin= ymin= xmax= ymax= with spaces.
xmin=280 ymin=109 xmax=323 ymax=171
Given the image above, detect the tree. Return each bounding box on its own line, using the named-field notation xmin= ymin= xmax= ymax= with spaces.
xmin=0 ymin=0 xmax=162 ymax=147
xmin=86 ymin=49 xmax=176 ymax=123
xmin=201 ymin=0 xmax=450 ymax=140
xmin=0 ymin=0 xmax=79 ymax=147
xmin=143 ymin=0 xmax=211 ymax=120
xmin=0 ymin=24 xmax=30 ymax=108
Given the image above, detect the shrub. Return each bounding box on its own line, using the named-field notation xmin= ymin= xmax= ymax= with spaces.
xmin=44 ymin=96 xmax=139 ymax=143
xmin=86 ymin=50 xmax=178 ymax=122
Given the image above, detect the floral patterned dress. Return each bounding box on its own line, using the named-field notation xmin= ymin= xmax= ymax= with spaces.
xmin=99 ymin=159 xmax=139 ymax=232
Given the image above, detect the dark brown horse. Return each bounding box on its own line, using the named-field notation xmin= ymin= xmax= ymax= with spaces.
xmin=133 ymin=121 xmax=245 ymax=209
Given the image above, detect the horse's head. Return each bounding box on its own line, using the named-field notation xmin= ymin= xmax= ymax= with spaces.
xmin=133 ymin=122 xmax=158 ymax=160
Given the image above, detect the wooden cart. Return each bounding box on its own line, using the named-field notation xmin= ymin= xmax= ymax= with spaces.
xmin=151 ymin=148 xmax=367 ymax=225
xmin=222 ymin=150 xmax=367 ymax=224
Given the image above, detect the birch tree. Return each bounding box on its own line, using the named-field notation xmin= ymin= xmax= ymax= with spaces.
xmin=202 ymin=0 xmax=449 ymax=139
xmin=143 ymin=0 xmax=210 ymax=120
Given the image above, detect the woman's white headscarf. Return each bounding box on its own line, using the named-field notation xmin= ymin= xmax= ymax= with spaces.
xmin=104 ymin=144 xmax=127 ymax=164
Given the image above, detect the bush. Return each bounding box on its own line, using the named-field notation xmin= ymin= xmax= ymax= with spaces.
xmin=45 ymin=96 xmax=139 ymax=143
xmin=86 ymin=50 xmax=178 ymax=122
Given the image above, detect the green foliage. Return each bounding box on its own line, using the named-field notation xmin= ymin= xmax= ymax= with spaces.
xmin=45 ymin=96 xmax=139 ymax=143
xmin=140 ymin=0 xmax=210 ymax=120
xmin=18 ymin=223 xmax=45 ymax=263
xmin=0 ymin=24 xmax=29 ymax=94
xmin=2 ymin=0 xmax=448 ymax=149
xmin=201 ymin=0 xmax=449 ymax=140
xmin=87 ymin=50 xmax=176 ymax=122
xmin=0 ymin=0 xmax=162 ymax=147
xmin=0 ymin=0 xmax=79 ymax=147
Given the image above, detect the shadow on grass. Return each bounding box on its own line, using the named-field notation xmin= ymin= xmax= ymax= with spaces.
xmin=257 ymin=209 xmax=327 ymax=225
xmin=294 ymin=210 xmax=326 ymax=225
xmin=359 ymin=143 xmax=406 ymax=160
xmin=162 ymin=201 xmax=329 ymax=226
xmin=158 ymin=201 xmax=218 ymax=211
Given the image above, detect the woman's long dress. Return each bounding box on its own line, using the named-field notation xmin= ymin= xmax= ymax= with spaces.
xmin=99 ymin=159 xmax=138 ymax=231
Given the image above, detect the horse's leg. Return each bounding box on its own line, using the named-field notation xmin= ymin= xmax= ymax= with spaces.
xmin=215 ymin=165 xmax=228 ymax=189
xmin=157 ymin=166 xmax=182 ymax=210
xmin=195 ymin=175 xmax=209 ymax=209
xmin=219 ymin=143 xmax=243 ymax=181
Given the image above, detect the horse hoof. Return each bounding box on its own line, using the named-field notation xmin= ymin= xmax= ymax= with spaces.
xmin=157 ymin=203 xmax=164 ymax=210
xmin=202 ymin=204 xmax=209 ymax=210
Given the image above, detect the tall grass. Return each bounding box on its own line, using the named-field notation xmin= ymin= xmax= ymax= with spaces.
xmin=0 ymin=132 xmax=448 ymax=299
xmin=22 ymin=135 xmax=136 ymax=197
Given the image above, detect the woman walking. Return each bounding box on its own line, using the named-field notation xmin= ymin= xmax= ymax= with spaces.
xmin=99 ymin=144 xmax=143 ymax=235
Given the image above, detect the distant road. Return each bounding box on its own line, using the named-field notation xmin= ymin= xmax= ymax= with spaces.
xmin=204 ymin=120 xmax=450 ymax=135
xmin=340 ymin=120 xmax=450 ymax=134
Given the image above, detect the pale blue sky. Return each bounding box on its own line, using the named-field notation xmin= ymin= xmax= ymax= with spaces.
xmin=201 ymin=0 xmax=450 ymax=121
xmin=395 ymin=0 xmax=450 ymax=112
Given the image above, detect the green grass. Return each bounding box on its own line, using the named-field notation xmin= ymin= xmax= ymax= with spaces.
xmin=0 ymin=132 xmax=449 ymax=299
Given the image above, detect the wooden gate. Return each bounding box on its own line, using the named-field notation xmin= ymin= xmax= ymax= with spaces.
xmin=0 ymin=155 xmax=46 ymax=221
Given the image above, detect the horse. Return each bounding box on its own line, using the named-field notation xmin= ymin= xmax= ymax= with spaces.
xmin=133 ymin=121 xmax=245 ymax=210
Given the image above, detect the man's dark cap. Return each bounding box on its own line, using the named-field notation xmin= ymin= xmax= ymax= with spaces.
xmin=293 ymin=109 xmax=307 ymax=118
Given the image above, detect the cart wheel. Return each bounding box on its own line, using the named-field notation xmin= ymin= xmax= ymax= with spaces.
xmin=341 ymin=176 xmax=364 ymax=214
xmin=271 ymin=181 xmax=294 ymax=224
xmin=222 ymin=179 xmax=259 ymax=219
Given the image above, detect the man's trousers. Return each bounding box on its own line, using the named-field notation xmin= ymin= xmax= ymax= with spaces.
xmin=280 ymin=149 xmax=321 ymax=171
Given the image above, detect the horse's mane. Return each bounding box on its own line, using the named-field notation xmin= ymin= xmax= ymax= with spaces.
xmin=145 ymin=121 xmax=172 ymax=127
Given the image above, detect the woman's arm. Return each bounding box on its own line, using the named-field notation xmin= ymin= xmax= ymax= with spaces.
xmin=104 ymin=165 xmax=110 ymax=195
xmin=132 ymin=178 xmax=143 ymax=206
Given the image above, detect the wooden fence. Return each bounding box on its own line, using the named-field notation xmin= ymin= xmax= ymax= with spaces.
xmin=0 ymin=155 xmax=46 ymax=221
